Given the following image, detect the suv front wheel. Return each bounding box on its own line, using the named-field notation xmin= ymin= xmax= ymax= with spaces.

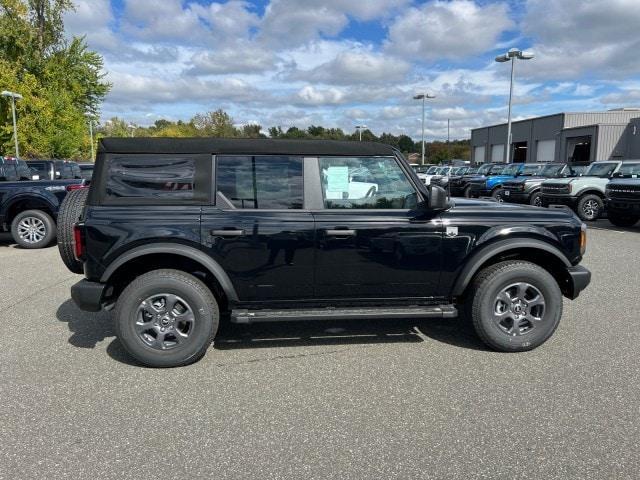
xmin=114 ymin=269 xmax=219 ymax=367
xmin=466 ymin=261 xmax=562 ymax=352
xmin=577 ymin=194 xmax=603 ymax=221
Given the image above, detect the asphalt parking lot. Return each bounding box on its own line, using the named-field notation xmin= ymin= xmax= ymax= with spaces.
xmin=1 ymin=221 xmax=638 ymax=480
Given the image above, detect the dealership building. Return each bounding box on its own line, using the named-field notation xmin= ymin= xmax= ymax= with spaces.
xmin=470 ymin=109 xmax=640 ymax=165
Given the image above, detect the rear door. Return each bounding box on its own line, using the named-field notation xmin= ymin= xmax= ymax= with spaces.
xmin=310 ymin=155 xmax=443 ymax=299
xmin=200 ymin=155 xmax=315 ymax=302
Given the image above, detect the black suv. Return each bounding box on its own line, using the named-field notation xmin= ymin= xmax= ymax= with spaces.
xmin=69 ymin=138 xmax=591 ymax=367
xmin=605 ymin=162 xmax=640 ymax=227
xmin=502 ymin=163 xmax=587 ymax=207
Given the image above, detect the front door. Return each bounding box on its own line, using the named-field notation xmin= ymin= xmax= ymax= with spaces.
xmin=201 ymin=155 xmax=315 ymax=302
xmin=310 ymin=156 xmax=443 ymax=299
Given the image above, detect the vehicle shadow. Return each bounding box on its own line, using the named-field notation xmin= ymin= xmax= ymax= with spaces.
xmin=56 ymin=298 xmax=488 ymax=366
xmin=0 ymin=232 xmax=14 ymax=247
xmin=588 ymin=219 xmax=639 ymax=233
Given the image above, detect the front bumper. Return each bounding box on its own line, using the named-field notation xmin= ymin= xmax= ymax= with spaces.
xmin=606 ymin=198 xmax=640 ymax=213
xmin=502 ymin=191 xmax=530 ymax=204
xmin=71 ymin=279 xmax=106 ymax=312
xmin=541 ymin=194 xmax=578 ymax=209
xmin=565 ymin=265 xmax=591 ymax=300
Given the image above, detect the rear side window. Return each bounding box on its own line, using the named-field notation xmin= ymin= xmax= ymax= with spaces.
xmin=104 ymin=154 xmax=207 ymax=202
xmin=216 ymin=156 xmax=303 ymax=209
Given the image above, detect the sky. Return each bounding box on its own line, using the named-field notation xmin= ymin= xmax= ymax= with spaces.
xmin=64 ymin=0 xmax=640 ymax=141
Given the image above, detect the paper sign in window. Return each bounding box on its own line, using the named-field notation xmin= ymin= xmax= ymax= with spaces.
xmin=326 ymin=166 xmax=349 ymax=193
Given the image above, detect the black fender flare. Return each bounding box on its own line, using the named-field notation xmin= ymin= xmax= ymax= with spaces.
xmin=1 ymin=193 xmax=57 ymax=219
xmin=451 ymin=238 xmax=571 ymax=296
xmin=100 ymin=243 xmax=239 ymax=302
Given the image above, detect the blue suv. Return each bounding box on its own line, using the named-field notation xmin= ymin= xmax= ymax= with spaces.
xmin=469 ymin=163 xmax=546 ymax=201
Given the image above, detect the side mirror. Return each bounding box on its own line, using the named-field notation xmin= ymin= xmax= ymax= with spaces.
xmin=428 ymin=185 xmax=449 ymax=210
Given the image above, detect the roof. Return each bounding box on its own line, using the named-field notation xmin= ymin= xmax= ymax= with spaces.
xmin=98 ymin=137 xmax=397 ymax=156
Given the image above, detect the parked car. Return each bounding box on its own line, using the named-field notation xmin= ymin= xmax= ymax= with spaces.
xmin=431 ymin=166 xmax=471 ymax=188
xmin=605 ymin=162 xmax=640 ymax=227
xmin=0 ymin=178 xmax=85 ymax=248
xmin=449 ymin=163 xmax=505 ymax=197
xmin=68 ymin=138 xmax=590 ymax=367
xmin=469 ymin=163 xmax=547 ymax=202
xmin=0 ymin=157 xmax=33 ymax=181
xmin=540 ymin=160 xmax=632 ymax=221
xmin=26 ymin=160 xmax=82 ymax=180
xmin=78 ymin=163 xmax=94 ymax=181
xmin=502 ymin=164 xmax=587 ymax=207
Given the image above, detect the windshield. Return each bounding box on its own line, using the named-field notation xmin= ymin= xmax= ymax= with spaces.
xmin=614 ymin=163 xmax=640 ymax=177
xmin=539 ymin=164 xmax=565 ymax=177
xmin=438 ymin=166 xmax=451 ymax=175
xmin=475 ymin=164 xmax=493 ymax=175
xmin=495 ymin=164 xmax=520 ymax=176
xmin=519 ymin=164 xmax=543 ymax=176
xmin=585 ymin=162 xmax=617 ymax=178
xmin=426 ymin=166 xmax=439 ymax=174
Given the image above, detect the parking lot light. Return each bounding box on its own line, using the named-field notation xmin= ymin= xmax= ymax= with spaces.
xmin=1 ymin=90 xmax=23 ymax=158
xmin=413 ymin=93 xmax=435 ymax=165
xmin=495 ymin=49 xmax=534 ymax=163
xmin=355 ymin=125 xmax=367 ymax=142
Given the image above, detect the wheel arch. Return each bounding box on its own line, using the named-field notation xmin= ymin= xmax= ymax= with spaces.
xmin=575 ymin=189 xmax=605 ymax=199
xmin=101 ymin=243 xmax=239 ymax=307
xmin=452 ymin=238 xmax=573 ymax=298
xmin=4 ymin=195 xmax=56 ymax=224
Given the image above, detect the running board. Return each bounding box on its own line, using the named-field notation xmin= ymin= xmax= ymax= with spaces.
xmin=231 ymin=305 xmax=457 ymax=324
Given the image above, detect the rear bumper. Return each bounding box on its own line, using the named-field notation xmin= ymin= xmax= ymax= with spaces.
xmin=565 ymin=265 xmax=591 ymax=300
xmin=71 ymin=279 xmax=106 ymax=312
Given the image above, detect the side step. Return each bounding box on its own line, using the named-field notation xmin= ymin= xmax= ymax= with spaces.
xmin=231 ymin=305 xmax=458 ymax=324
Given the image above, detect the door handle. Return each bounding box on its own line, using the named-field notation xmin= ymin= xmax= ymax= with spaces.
xmin=325 ymin=229 xmax=356 ymax=236
xmin=211 ymin=229 xmax=245 ymax=237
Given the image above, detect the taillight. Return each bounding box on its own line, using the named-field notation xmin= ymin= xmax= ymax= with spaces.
xmin=73 ymin=223 xmax=85 ymax=261
xmin=66 ymin=184 xmax=87 ymax=192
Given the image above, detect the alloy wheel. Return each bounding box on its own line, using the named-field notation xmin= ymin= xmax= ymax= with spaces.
xmin=135 ymin=294 xmax=195 ymax=350
xmin=493 ymin=282 xmax=546 ymax=336
xmin=17 ymin=217 xmax=46 ymax=244
xmin=583 ymin=200 xmax=600 ymax=219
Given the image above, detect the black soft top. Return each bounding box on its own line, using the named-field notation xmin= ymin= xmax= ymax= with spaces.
xmin=98 ymin=137 xmax=396 ymax=157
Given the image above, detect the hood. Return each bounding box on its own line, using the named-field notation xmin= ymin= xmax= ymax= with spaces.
xmin=607 ymin=178 xmax=640 ymax=187
xmin=451 ymin=197 xmax=580 ymax=222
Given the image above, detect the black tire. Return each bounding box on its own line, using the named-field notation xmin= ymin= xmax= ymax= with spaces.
xmin=463 ymin=185 xmax=471 ymax=198
xmin=576 ymin=194 xmax=603 ymax=221
xmin=10 ymin=209 xmax=56 ymax=249
xmin=466 ymin=261 xmax=562 ymax=352
xmin=57 ymin=188 xmax=89 ymax=273
xmin=608 ymin=212 xmax=639 ymax=227
xmin=491 ymin=187 xmax=505 ymax=202
xmin=529 ymin=191 xmax=543 ymax=207
xmin=114 ymin=269 xmax=219 ymax=368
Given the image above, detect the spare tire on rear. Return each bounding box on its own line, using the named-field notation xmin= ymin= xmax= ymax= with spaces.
xmin=57 ymin=188 xmax=89 ymax=274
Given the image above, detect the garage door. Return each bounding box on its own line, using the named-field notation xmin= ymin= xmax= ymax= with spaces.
xmin=536 ymin=139 xmax=556 ymax=162
xmin=491 ymin=144 xmax=504 ymax=163
xmin=473 ymin=146 xmax=485 ymax=164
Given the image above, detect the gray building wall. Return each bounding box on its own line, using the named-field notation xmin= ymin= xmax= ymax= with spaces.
xmin=470 ymin=110 xmax=640 ymax=164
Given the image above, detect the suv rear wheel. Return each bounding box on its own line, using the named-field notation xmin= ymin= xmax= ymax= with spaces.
xmin=577 ymin=194 xmax=603 ymax=221
xmin=466 ymin=261 xmax=562 ymax=352
xmin=115 ymin=269 xmax=219 ymax=367
xmin=11 ymin=210 xmax=56 ymax=249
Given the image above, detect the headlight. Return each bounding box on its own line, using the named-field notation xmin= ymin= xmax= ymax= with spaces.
xmin=579 ymin=223 xmax=587 ymax=256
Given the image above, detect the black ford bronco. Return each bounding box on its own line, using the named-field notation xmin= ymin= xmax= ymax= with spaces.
xmin=68 ymin=138 xmax=591 ymax=367
xmin=605 ymin=162 xmax=640 ymax=227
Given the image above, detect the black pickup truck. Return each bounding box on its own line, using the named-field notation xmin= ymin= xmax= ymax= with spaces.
xmin=0 ymin=157 xmax=33 ymax=181
xmin=69 ymin=138 xmax=591 ymax=367
xmin=0 ymin=179 xmax=85 ymax=248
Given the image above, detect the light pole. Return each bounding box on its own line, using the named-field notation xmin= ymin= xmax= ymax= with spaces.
xmin=495 ymin=48 xmax=534 ymax=163
xmin=128 ymin=124 xmax=135 ymax=137
xmin=413 ymin=93 xmax=435 ymax=164
xmin=1 ymin=90 xmax=23 ymax=158
xmin=355 ymin=125 xmax=367 ymax=141
xmin=88 ymin=116 xmax=95 ymax=161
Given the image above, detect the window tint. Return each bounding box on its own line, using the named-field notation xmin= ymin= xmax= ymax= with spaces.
xmin=319 ymin=156 xmax=417 ymax=209
xmin=216 ymin=156 xmax=303 ymax=209
xmin=106 ymin=155 xmax=197 ymax=199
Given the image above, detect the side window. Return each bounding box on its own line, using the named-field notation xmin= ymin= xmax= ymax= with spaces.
xmin=216 ymin=156 xmax=303 ymax=209
xmin=318 ymin=156 xmax=417 ymax=209
xmin=105 ymin=155 xmax=198 ymax=200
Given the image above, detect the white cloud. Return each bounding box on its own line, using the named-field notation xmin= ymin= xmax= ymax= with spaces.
xmin=64 ymin=0 xmax=118 ymax=51
xmin=288 ymin=50 xmax=410 ymax=85
xmin=386 ymin=0 xmax=513 ymax=61
xmin=521 ymin=0 xmax=640 ymax=79
xmin=189 ymin=45 xmax=278 ymax=75
xmin=293 ymin=86 xmax=347 ymax=105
